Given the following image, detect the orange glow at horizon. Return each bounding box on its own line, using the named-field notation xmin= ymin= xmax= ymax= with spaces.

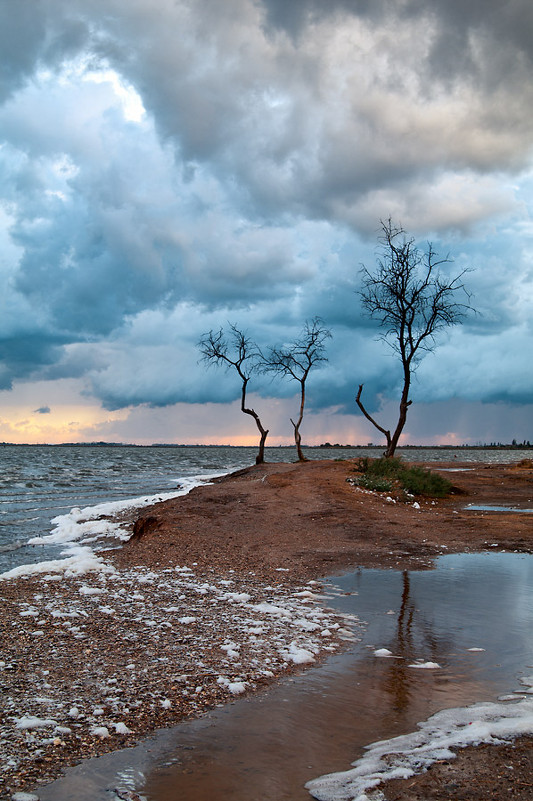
xmin=0 ymin=406 xmax=129 ymax=445
xmin=1 ymin=379 xmax=477 ymax=447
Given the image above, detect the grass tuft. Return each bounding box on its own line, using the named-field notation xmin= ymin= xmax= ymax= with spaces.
xmin=357 ymin=475 xmax=393 ymax=492
xmin=352 ymin=457 xmax=453 ymax=499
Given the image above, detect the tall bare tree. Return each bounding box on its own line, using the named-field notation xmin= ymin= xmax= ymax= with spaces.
xmin=198 ymin=324 xmax=269 ymax=464
xmin=263 ymin=317 xmax=331 ymax=461
xmin=356 ymin=218 xmax=473 ymax=457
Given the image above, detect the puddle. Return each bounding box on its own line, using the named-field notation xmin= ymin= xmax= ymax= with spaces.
xmin=437 ymin=467 xmax=473 ymax=472
xmin=39 ymin=553 xmax=533 ymax=801
xmin=466 ymin=504 xmax=533 ymax=513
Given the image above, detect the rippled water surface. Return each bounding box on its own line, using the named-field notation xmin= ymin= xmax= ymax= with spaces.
xmin=39 ymin=552 xmax=533 ymax=801
xmin=0 ymin=445 xmax=270 ymax=572
xmin=1 ymin=444 xmax=530 ymax=573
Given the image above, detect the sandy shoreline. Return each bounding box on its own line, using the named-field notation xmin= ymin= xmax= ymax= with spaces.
xmin=0 ymin=558 xmax=357 ymax=799
xmin=1 ymin=457 xmax=533 ymax=800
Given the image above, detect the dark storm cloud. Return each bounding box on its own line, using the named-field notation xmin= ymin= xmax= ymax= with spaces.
xmin=0 ymin=3 xmax=89 ymax=102
xmin=0 ymin=0 xmax=531 ymax=430
xmin=123 ymin=0 xmax=530 ymax=226
xmin=260 ymin=0 xmax=386 ymax=37
xmin=420 ymin=0 xmax=533 ymax=86
xmin=0 ymin=335 xmax=64 ymax=390
xmin=3 ymin=0 xmax=531 ymax=232
xmin=261 ymin=0 xmax=533 ymax=82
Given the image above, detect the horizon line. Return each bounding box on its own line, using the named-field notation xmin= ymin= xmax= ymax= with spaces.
xmin=1 ymin=442 xmax=531 ymax=449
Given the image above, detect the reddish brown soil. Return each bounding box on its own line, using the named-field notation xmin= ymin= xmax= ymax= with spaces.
xmin=118 ymin=457 xmax=533 ymax=801
xmin=382 ymin=736 xmax=533 ymax=800
xmin=117 ymin=458 xmax=533 ymax=579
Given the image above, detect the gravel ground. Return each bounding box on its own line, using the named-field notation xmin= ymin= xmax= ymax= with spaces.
xmin=0 ymin=558 xmax=358 ymax=800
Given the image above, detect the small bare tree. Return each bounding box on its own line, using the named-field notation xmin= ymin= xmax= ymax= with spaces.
xmin=198 ymin=324 xmax=269 ymax=464
xmin=357 ymin=218 xmax=472 ymax=457
xmin=263 ymin=317 xmax=331 ymax=461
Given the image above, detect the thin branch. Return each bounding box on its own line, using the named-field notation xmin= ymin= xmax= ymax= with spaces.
xmin=355 ymin=385 xmax=391 ymax=444
xmin=356 ymin=218 xmax=475 ymax=457
xmin=197 ymin=324 xmax=268 ymax=464
xmin=261 ymin=317 xmax=331 ymax=460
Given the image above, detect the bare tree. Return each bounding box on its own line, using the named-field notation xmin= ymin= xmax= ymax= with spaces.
xmin=198 ymin=324 xmax=269 ymax=464
xmin=356 ymin=218 xmax=473 ymax=458
xmin=263 ymin=317 xmax=331 ymax=461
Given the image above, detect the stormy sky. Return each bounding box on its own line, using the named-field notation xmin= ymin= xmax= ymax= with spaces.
xmin=0 ymin=0 xmax=532 ymax=445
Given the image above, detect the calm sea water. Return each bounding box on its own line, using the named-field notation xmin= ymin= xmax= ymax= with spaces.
xmin=0 ymin=444 xmax=529 ymax=574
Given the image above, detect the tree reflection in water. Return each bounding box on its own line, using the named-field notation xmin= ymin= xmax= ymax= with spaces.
xmin=380 ymin=570 xmax=448 ymax=716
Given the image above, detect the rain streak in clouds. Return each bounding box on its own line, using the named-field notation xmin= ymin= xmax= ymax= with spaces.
xmin=0 ymin=0 xmax=532 ymax=444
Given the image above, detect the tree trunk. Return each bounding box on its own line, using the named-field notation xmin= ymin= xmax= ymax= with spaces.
xmin=291 ymin=380 xmax=307 ymax=461
xmin=254 ymin=420 xmax=269 ymax=464
xmin=241 ymin=377 xmax=269 ymax=464
xmin=385 ymin=371 xmax=412 ymax=457
xmin=291 ymin=419 xmax=305 ymax=461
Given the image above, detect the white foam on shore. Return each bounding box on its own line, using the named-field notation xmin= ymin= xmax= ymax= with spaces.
xmin=0 ymin=473 xmax=223 ymax=581
xmin=0 ymin=546 xmax=114 ymax=581
xmin=1 ymin=562 xmax=361 ymax=791
xmin=306 ymin=690 xmax=533 ymax=801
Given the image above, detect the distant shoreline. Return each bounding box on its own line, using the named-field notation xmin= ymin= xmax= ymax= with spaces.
xmin=1 ymin=441 xmax=532 ymax=450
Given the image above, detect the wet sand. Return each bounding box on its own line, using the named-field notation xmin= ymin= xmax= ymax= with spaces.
xmin=1 ymin=457 xmax=533 ymax=799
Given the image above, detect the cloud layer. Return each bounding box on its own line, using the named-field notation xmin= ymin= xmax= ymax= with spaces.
xmin=0 ymin=0 xmax=531 ymax=442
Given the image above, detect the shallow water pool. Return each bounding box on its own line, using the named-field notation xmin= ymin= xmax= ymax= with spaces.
xmin=466 ymin=504 xmax=533 ymax=513
xmin=40 ymin=552 xmax=533 ymax=801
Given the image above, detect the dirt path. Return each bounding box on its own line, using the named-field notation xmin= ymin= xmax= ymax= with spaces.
xmin=120 ymin=457 xmax=533 ymax=578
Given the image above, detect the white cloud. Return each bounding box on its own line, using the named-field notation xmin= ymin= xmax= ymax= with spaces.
xmin=0 ymin=0 xmax=531 ymax=442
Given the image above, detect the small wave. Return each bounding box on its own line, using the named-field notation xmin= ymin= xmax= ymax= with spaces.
xmin=0 ymin=540 xmax=24 ymax=554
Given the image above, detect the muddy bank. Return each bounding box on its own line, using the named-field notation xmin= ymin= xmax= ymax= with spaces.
xmin=119 ymin=457 xmax=533 ymax=578
xmin=381 ymin=735 xmax=533 ymax=800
